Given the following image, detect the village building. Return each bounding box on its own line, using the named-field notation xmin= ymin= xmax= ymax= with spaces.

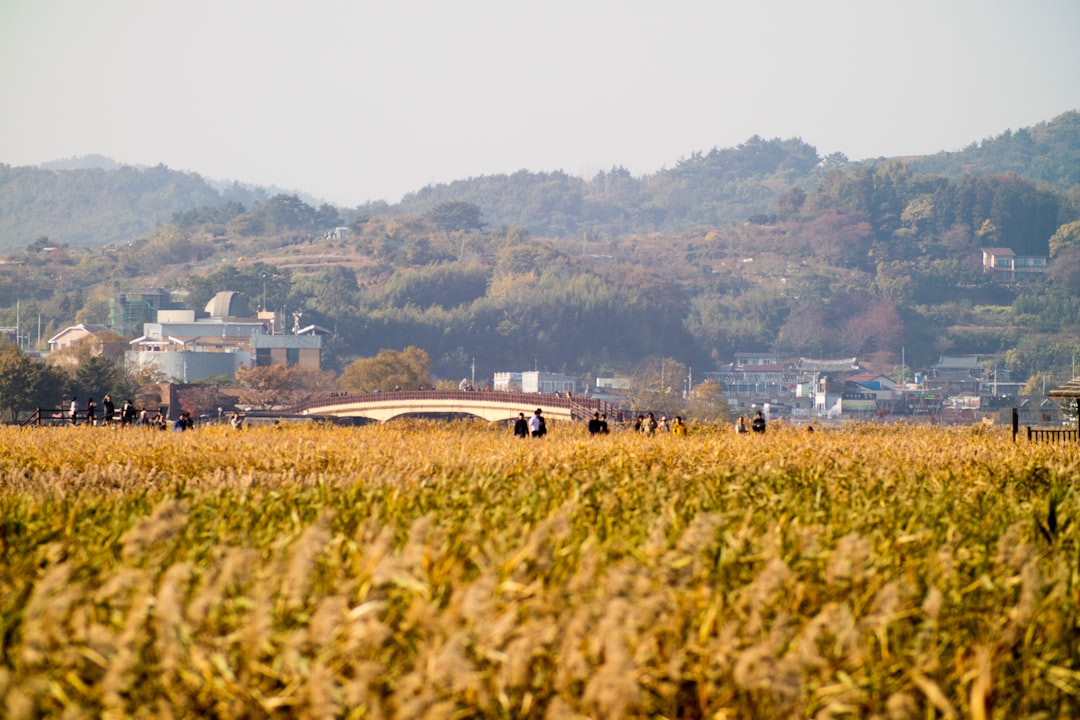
xmin=124 ymin=291 xmax=322 ymax=383
xmin=493 ymin=370 xmax=579 ymax=394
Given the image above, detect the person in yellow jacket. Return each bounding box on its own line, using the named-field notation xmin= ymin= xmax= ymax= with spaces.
xmin=671 ymin=416 xmax=687 ymax=436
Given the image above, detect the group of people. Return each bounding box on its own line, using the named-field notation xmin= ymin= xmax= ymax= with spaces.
xmin=632 ymin=412 xmax=686 ymax=436
xmin=513 ymin=408 xmax=692 ymax=437
xmin=68 ymin=394 xmax=140 ymax=426
xmin=733 ymin=410 xmax=768 ymax=434
xmin=508 ymin=406 xmax=781 ymax=437
xmin=514 ymin=408 xmax=548 ymax=437
xmin=587 ymin=411 xmax=610 ymax=435
xmin=66 ymin=395 xmax=185 ymax=430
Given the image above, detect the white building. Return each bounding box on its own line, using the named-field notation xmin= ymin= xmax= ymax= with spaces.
xmin=492 ymin=372 xmax=523 ymax=391
xmin=521 ymin=371 xmax=578 ymax=394
xmin=47 ymin=323 xmax=111 ymax=352
xmin=124 ymin=291 xmax=322 ymax=383
xmin=493 ymin=370 xmax=579 ymax=394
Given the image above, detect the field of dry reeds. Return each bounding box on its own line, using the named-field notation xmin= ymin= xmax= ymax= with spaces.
xmin=1 ymin=420 xmax=1079 ymax=718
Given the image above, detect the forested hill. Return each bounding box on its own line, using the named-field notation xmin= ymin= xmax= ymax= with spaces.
xmin=0 ymin=163 xmax=274 ymax=250
xmin=908 ymin=110 xmax=1080 ymax=188
xmin=1 ymin=110 xmax=1077 ymax=251
xmin=394 ymin=136 xmax=829 ymax=237
xmin=394 ymin=111 xmax=1080 ymax=239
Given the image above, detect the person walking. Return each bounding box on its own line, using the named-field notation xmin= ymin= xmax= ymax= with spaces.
xmin=513 ymin=412 xmax=529 ymax=438
xmin=529 ymin=408 xmax=547 ymax=438
xmin=734 ymin=416 xmax=748 ymax=434
xmin=102 ymin=394 xmax=115 ymax=425
xmin=85 ymin=397 xmax=97 ymax=426
xmin=69 ymin=397 xmax=78 ymax=425
xmin=587 ymin=411 xmax=603 ymax=435
xmin=671 ymin=416 xmax=687 ymax=436
xmin=173 ymin=411 xmax=193 ymax=432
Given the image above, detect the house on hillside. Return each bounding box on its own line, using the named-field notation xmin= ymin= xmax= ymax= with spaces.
xmin=981 ymin=247 xmax=1047 ymax=276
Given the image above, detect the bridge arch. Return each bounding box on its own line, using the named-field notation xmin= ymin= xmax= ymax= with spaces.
xmin=292 ymin=390 xmax=614 ymax=424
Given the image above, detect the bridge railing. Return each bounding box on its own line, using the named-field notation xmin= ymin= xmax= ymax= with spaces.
xmin=22 ymin=407 xmax=72 ymax=427
xmin=291 ymin=389 xmax=616 ymax=420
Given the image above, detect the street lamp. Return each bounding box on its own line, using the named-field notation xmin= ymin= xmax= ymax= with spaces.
xmin=261 ymin=274 xmax=267 ymax=312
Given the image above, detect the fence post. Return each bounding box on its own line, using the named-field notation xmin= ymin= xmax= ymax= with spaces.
xmin=1012 ymin=408 xmax=1018 ymax=442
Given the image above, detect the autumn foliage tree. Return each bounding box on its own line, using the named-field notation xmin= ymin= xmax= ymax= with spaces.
xmin=685 ymin=379 xmax=730 ymax=424
xmin=338 ymin=347 xmax=432 ymax=393
xmin=235 ymin=365 xmax=336 ymax=409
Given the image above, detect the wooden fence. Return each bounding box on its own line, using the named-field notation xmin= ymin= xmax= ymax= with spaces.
xmin=1026 ymin=427 xmax=1080 ymax=443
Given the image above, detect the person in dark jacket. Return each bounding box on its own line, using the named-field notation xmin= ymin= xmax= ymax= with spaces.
xmin=102 ymin=394 xmax=116 ymax=425
xmin=513 ymin=412 xmax=529 ymax=438
xmin=751 ymin=410 xmax=767 ymax=433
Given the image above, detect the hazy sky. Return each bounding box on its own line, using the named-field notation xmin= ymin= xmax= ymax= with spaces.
xmin=1 ymin=0 xmax=1077 ymax=207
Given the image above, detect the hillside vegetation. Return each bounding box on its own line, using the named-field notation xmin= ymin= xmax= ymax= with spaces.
xmin=1 ymin=111 xmax=1079 ymax=385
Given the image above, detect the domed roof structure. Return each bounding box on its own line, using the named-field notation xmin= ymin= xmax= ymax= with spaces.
xmin=204 ymin=291 xmax=247 ymax=318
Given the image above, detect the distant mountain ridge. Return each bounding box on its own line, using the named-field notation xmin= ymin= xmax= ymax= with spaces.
xmin=0 ymin=163 xmax=265 ymax=250
xmin=1 ymin=110 xmax=1076 ymax=251
xmin=39 ymin=154 xmax=127 ymax=172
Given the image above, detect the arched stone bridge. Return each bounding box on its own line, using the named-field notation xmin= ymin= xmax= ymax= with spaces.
xmin=291 ymin=390 xmax=616 ymax=424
